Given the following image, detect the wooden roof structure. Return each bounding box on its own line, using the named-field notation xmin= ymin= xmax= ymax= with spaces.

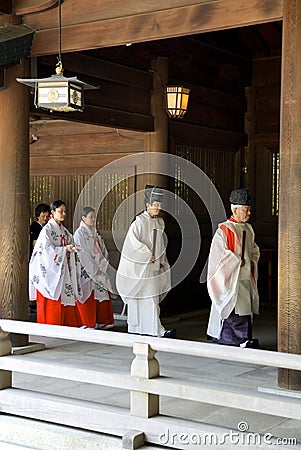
xmin=0 ymin=0 xmax=283 ymax=130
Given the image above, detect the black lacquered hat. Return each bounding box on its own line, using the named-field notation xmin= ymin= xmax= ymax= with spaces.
xmin=144 ymin=185 xmax=163 ymax=204
xmin=229 ymin=188 xmax=251 ymax=205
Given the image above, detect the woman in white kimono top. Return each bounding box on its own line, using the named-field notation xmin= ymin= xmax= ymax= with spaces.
xmin=116 ymin=185 xmax=174 ymax=338
xmin=29 ymin=200 xmax=82 ymax=327
xmin=74 ymin=207 xmax=114 ymax=329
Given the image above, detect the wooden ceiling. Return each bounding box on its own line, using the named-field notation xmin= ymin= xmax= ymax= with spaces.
xmin=30 ymin=21 xmax=281 ymax=131
xmin=0 ymin=0 xmax=283 ymax=132
xmin=194 ymin=22 xmax=282 ymax=59
xmin=14 ymin=0 xmax=282 ymax=56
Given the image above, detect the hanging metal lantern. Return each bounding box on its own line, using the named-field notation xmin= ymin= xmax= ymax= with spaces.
xmin=17 ymin=63 xmax=95 ymax=112
xmin=16 ymin=1 xmax=96 ymax=112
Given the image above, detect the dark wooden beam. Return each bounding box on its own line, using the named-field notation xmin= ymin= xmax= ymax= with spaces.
xmin=30 ymin=153 xmax=132 ymax=175
xmin=13 ymin=0 xmax=58 ymax=15
xmin=186 ymin=102 xmax=244 ymax=132
xmin=17 ymin=0 xmax=209 ymax=20
xmin=30 ymin=119 xmax=143 ymax=138
xmin=29 ymin=103 xmax=154 ymax=132
xmin=169 ymin=62 xmax=249 ymax=95
xmin=0 ymin=0 xmax=12 ymax=14
xmin=169 ymin=121 xmax=246 ymax=150
xmin=189 ymin=85 xmax=245 ymax=112
xmin=28 ymin=0 xmax=283 ymax=57
xmin=30 ymin=131 xmax=144 ymax=156
xmin=38 ymin=53 xmax=153 ymax=91
xmin=161 ymin=36 xmax=250 ymax=66
xmin=253 ymin=133 xmax=279 ymax=146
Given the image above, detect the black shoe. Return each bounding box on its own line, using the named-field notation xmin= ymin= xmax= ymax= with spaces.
xmin=247 ymin=338 xmax=259 ymax=348
xmin=161 ymin=329 xmax=176 ymax=338
xmin=240 ymin=338 xmax=259 ymax=349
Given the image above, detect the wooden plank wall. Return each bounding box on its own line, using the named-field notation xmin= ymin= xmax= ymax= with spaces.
xmin=30 ymin=120 xmax=145 ymax=176
xmin=29 ymin=120 xmax=144 ymax=233
xmin=248 ymin=56 xmax=280 ymax=248
xmin=242 ymin=56 xmax=281 ymax=303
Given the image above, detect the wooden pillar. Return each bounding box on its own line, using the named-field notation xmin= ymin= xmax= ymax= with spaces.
xmin=143 ymin=57 xmax=169 ymax=192
xmin=278 ymin=0 xmax=301 ymax=390
xmin=0 ymin=61 xmax=30 ymax=347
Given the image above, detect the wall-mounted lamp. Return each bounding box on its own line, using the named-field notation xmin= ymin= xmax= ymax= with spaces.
xmin=149 ymin=69 xmax=190 ymax=119
xmin=29 ymin=134 xmax=39 ymax=144
xmin=17 ymin=0 xmax=96 ymax=112
xmin=165 ymin=86 xmax=190 ymax=119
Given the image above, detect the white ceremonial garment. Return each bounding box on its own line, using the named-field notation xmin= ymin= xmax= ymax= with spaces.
xmin=207 ymin=219 xmax=260 ymax=339
xmin=29 ymin=218 xmax=82 ymax=306
xmin=116 ymin=211 xmax=171 ymax=336
xmin=74 ymin=221 xmax=113 ymax=303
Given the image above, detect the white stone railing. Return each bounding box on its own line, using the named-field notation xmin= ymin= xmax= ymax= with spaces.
xmin=0 ymin=319 xmax=300 ymax=449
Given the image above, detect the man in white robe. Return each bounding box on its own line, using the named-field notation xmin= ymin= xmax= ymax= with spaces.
xmin=116 ymin=185 xmax=175 ymax=337
xmin=207 ymin=188 xmax=260 ymax=348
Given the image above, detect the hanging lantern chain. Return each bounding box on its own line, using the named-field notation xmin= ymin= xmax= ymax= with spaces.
xmin=56 ymin=0 xmax=63 ymax=74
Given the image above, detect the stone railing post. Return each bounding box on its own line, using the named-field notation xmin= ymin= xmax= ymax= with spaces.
xmin=130 ymin=343 xmax=159 ymax=418
xmin=0 ymin=328 xmax=12 ymax=389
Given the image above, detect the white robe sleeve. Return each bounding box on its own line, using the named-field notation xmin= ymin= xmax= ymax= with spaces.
xmin=74 ymin=225 xmax=114 ymax=297
xmin=29 ymin=226 xmax=67 ymax=300
xmin=29 ymin=221 xmax=81 ymax=305
xmin=207 ymin=227 xmax=241 ymax=319
xmin=74 ymin=227 xmax=99 ymax=279
xmin=249 ymin=224 xmax=260 ymax=314
xmin=207 ymin=227 xmax=241 ymax=339
xmin=116 ymin=216 xmax=171 ymax=301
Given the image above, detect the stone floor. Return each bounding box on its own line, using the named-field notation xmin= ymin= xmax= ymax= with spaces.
xmin=1 ymin=302 xmax=301 ymax=449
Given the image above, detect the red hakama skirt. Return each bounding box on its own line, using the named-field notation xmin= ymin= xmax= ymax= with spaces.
xmin=37 ymin=290 xmax=114 ymax=328
xmin=37 ymin=290 xmax=81 ymax=327
xmin=76 ymin=291 xmax=114 ymax=327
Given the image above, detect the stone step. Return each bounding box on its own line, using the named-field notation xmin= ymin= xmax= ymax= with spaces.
xmin=0 ymin=414 xmax=160 ymax=450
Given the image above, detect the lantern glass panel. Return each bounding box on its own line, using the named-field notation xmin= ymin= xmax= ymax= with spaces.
xmin=166 ymin=86 xmax=190 ymax=118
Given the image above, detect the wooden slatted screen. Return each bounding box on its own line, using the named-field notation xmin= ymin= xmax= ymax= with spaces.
xmin=173 ymin=145 xmax=237 ymax=219
xmin=30 ymin=173 xmax=133 ymax=232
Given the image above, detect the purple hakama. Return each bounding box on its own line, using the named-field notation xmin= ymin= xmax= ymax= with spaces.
xmin=212 ymin=311 xmax=251 ymax=346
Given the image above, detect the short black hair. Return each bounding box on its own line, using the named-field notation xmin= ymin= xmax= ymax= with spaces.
xmin=50 ymin=200 xmax=66 ymax=211
xmin=35 ymin=203 xmax=51 ymax=219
